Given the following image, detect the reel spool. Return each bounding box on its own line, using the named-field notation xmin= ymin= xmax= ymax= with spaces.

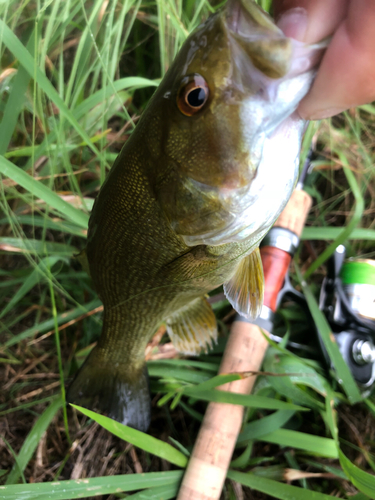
xmin=319 ymin=248 xmax=375 ymax=389
xmin=341 ymin=259 xmax=375 ymax=322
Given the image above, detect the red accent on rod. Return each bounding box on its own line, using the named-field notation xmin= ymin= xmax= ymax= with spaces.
xmin=260 ymin=246 xmax=292 ymax=312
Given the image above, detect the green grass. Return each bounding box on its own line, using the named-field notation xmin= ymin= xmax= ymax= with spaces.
xmin=1 ymin=0 xmax=375 ymax=499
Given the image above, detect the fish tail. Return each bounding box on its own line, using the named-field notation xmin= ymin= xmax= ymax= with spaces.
xmin=66 ymin=346 xmax=151 ymax=432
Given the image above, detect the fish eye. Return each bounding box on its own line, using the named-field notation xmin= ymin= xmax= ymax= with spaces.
xmin=177 ymin=74 xmax=209 ymax=116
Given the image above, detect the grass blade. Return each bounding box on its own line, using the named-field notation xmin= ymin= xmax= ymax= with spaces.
xmin=339 ymin=450 xmax=375 ymax=498
xmin=183 ymin=387 xmax=308 ymax=412
xmin=302 ymin=227 xmax=375 ymax=241
xmin=0 ymin=471 xmax=183 ymax=500
xmin=4 ymin=299 xmax=102 ymax=348
xmin=0 ymin=19 xmax=106 ymax=164
xmin=71 ymin=404 xmax=188 ymax=467
xmin=0 ymin=29 xmax=34 ymax=155
xmin=0 ymin=256 xmax=61 ymax=319
xmin=126 ymin=482 xmax=180 ymax=499
xmin=258 ymin=429 xmax=338 ymax=458
xmin=5 ymin=397 xmax=63 ymax=485
xmin=228 ymin=469 xmax=335 ymax=499
xmin=237 ymin=410 xmax=295 ymax=445
xmin=0 ymin=156 xmax=89 ymax=229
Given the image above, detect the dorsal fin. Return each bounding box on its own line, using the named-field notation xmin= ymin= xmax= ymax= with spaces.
xmin=223 ymin=247 xmax=264 ymax=319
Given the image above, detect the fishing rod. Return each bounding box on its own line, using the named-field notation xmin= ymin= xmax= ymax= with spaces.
xmin=178 ymin=153 xmax=375 ymax=500
xmin=177 ymin=155 xmax=313 ymax=500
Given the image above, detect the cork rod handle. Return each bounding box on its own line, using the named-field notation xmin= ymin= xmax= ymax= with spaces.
xmin=177 ymin=321 xmax=269 ymax=500
xmin=275 ymin=189 xmax=312 ymax=237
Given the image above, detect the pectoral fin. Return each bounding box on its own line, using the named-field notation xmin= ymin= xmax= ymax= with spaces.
xmin=223 ymin=248 xmax=264 ymax=319
xmin=166 ymin=296 xmax=217 ymax=355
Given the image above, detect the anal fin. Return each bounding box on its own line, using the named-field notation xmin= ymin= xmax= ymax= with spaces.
xmin=223 ymin=247 xmax=264 ymax=319
xmin=166 ymin=296 xmax=217 ymax=355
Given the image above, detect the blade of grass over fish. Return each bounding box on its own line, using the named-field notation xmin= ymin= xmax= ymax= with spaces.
xmin=227 ymin=470 xmax=335 ymax=500
xmin=71 ymin=405 xmax=188 ymax=467
xmin=0 ymin=471 xmax=183 ymax=500
xmin=0 ymin=20 xmax=106 ymax=165
xmin=183 ymin=387 xmax=308 ymax=412
xmin=339 ymin=450 xmax=375 ymax=498
xmin=5 ymin=397 xmax=63 ymax=485
xmin=0 ymin=156 xmax=89 ymax=229
xmin=304 ymin=152 xmax=364 ymax=279
xmin=295 ymin=265 xmax=362 ymax=404
xmin=258 ymin=428 xmax=338 ymax=458
xmin=237 ymin=410 xmax=296 ymax=445
xmin=302 ymin=227 xmax=375 ymax=241
xmin=3 ymin=299 xmax=102 ymax=348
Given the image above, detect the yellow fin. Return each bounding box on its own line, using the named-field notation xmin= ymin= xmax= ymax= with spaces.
xmin=223 ymin=248 xmax=264 ymax=319
xmin=166 ymin=297 xmax=217 ymax=355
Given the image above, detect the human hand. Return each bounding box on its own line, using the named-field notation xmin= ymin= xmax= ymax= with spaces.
xmin=273 ymin=0 xmax=375 ymax=119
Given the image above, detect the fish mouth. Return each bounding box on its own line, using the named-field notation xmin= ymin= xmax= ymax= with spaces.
xmin=226 ymin=0 xmax=281 ymax=37
xmin=225 ymin=0 xmax=293 ymax=81
xmin=226 ymin=0 xmax=243 ymax=35
xmin=226 ymin=0 xmax=327 ymax=79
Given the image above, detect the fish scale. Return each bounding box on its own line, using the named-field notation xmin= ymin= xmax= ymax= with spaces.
xmin=67 ymin=0 xmax=325 ymax=431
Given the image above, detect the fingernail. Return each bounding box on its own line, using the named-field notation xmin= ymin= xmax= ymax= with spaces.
xmin=277 ymin=8 xmax=308 ymax=42
xmin=307 ymin=107 xmax=346 ymax=120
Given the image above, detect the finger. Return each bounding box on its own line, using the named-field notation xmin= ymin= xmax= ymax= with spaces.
xmin=273 ymin=0 xmax=348 ymax=42
xmin=299 ymin=0 xmax=375 ymax=119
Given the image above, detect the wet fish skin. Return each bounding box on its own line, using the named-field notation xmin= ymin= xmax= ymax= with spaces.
xmin=67 ymin=0 xmax=323 ymax=431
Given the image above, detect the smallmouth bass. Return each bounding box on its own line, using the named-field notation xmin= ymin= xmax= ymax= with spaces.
xmin=67 ymin=0 xmax=324 ymax=431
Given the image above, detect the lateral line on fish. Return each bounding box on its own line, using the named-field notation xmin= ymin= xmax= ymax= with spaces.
xmin=109 ymin=238 xmax=263 ymax=311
